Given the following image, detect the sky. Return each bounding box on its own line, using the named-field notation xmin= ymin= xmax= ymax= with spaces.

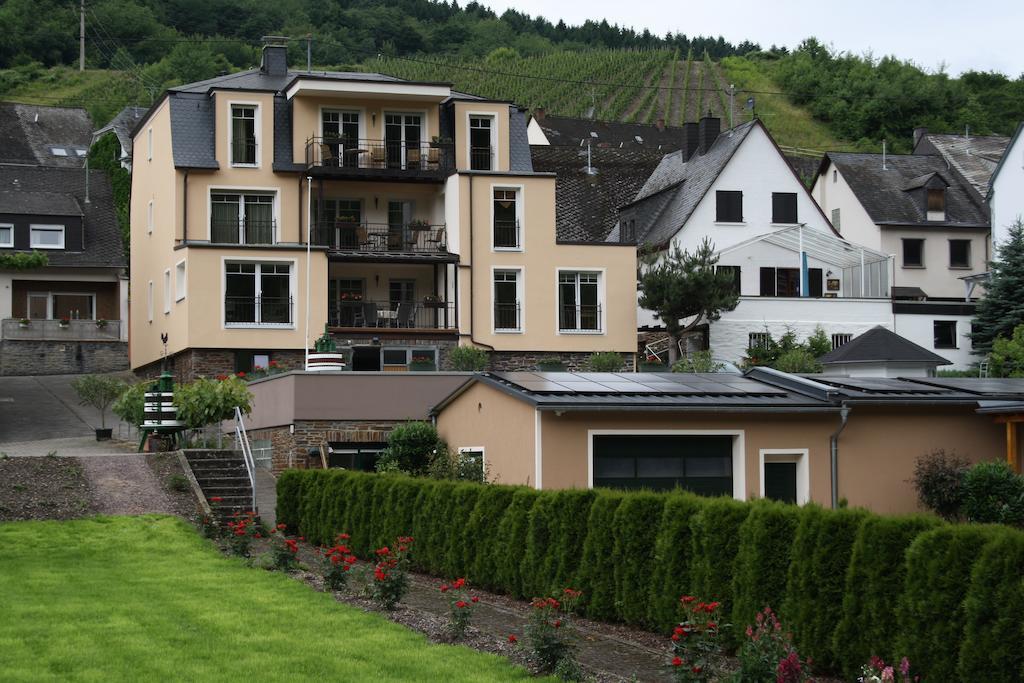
xmin=481 ymin=0 xmax=1024 ymax=77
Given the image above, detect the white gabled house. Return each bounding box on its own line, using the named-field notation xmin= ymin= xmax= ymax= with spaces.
xmin=613 ymin=116 xmax=893 ymax=364
xmin=988 ymin=121 xmax=1024 ymax=249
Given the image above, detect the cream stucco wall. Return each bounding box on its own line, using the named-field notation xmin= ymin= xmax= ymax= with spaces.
xmin=435 ymin=381 xmax=538 ymax=487
xmin=453 ymin=174 xmax=637 ymax=352
xmin=452 ymin=101 xmax=512 ymax=172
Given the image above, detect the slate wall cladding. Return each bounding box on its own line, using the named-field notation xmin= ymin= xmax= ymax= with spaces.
xmin=0 ymin=340 xmax=128 ymax=376
xmin=252 ymin=420 xmax=401 ymax=474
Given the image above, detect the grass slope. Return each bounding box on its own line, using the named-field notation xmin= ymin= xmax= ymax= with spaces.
xmin=0 ymin=516 xmax=535 ymax=682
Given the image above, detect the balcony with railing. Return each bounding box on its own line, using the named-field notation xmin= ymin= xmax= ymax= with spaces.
xmin=328 ymin=300 xmax=456 ymax=332
xmin=310 ymin=221 xmax=450 ymax=257
xmin=493 ymin=220 xmax=520 ymax=249
xmin=225 ymin=296 xmax=293 ymax=326
xmin=211 ymin=219 xmax=276 ymax=245
xmin=558 ymin=304 xmax=602 ymax=333
xmin=470 ymin=146 xmax=494 ymax=171
xmin=1 ymin=318 xmax=123 ymax=341
xmin=305 ymin=137 xmax=454 ymax=180
xmin=494 ymin=301 xmax=521 ymax=332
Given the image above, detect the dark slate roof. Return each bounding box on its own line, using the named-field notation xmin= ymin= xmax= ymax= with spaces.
xmin=92 ymin=106 xmax=148 ymax=159
xmin=818 ymin=326 xmax=951 ymax=366
xmin=0 ymin=190 xmax=81 ymax=216
xmin=914 ymin=132 xmax=1009 ymax=198
xmin=615 ymin=120 xmax=757 ymax=246
xmin=0 ymin=103 xmax=93 ymax=168
xmin=508 ymin=108 xmax=533 ymax=173
xmin=168 ymin=92 xmax=218 ymax=169
xmin=532 ymin=114 xmax=684 ymax=151
xmin=825 ymin=152 xmax=989 ymax=227
xmin=0 ymin=166 xmax=125 ymax=268
xmin=531 ymin=145 xmax=662 ymax=242
xmin=987 ymin=121 xmax=1024 ymax=197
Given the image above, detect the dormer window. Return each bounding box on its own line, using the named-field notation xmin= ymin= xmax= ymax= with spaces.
xmin=927 ymin=188 xmax=945 ymax=221
xmin=30 ymin=224 xmax=65 ymax=249
xmin=230 ymin=104 xmax=258 ymax=166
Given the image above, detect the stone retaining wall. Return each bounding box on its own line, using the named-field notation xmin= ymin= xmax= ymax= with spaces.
xmin=0 ymin=339 xmax=129 ymax=376
xmin=250 ymin=419 xmax=401 ymax=474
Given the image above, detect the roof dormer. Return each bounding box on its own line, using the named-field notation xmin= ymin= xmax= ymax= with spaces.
xmin=902 ymin=171 xmax=949 ymax=222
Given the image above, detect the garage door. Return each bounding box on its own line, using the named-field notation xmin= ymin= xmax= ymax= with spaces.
xmin=592 ymin=435 xmax=733 ymax=495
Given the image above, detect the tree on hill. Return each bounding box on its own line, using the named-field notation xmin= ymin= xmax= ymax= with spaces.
xmin=971 ymin=219 xmax=1024 ymax=354
xmin=638 ymin=238 xmax=739 ymax=364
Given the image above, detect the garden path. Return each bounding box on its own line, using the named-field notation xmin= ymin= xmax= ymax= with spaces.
xmin=77 ymin=455 xmax=177 ymax=515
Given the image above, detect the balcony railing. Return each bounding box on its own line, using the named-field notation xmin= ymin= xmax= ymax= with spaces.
xmin=329 ymin=300 xmax=456 ymax=330
xmin=310 ymin=221 xmax=447 ymax=254
xmin=1 ymin=318 xmax=122 ymax=341
xmin=305 ymin=137 xmax=454 ymax=175
xmin=493 ymin=220 xmax=519 ymax=248
xmin=225 ymin=296 xmax=293 ymax=326
xmin=494 ymin=301 xmax=521 ymax=331
xmin=558 ymin=304 xmax=602 ymax=332
xmin=470 ymin=146 xmax=493 ymax=171
xmin=211 ymin=219 xmax=276 ymax=245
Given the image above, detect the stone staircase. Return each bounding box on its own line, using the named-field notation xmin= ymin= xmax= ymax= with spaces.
xmin=183 ymin=449 xmax=256 ymax=519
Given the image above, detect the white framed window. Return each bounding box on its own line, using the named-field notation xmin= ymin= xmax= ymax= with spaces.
xmin=163 ymin=269 xmax=171 ymax=314
xmin=0 ymin=223 xmax=12 ymax=247
xmin=759 ymin=449 xmax=810 ymax=505
xmin=468 ymin=115 xmax=494 ymax=170
xmin=558 ymin=270 xmax=603 ymax=333
xmin=831 ymin=333 xmax=852 ymax=350
xmin=210 ymin=191 xmax=276 ymax=244
xmin=230 ymin=103 xmax=259 ymax=167
xmin=147 ymin=280 xmax=154 ymax=322
xmin=175 ymin=260 xmax=187 ymax=301
xmin=147 ymin=199 xmax=154 ymax=234
xmin=29 ymin=224 xmax=65 ymax=249
xmin=224 ymin=261 xmax=293 ymax=327
xmin=493 ymin=268 xmax=523 ymax=333
xmin=147 ymin=127 xmax=153 ymax=161
xmin=492 ymin=187 xmax=521 ymax=250
xmin=749 ymin=332 xmax=771 ymax=351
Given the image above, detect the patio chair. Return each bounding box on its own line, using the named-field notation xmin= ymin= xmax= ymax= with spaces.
xmin=362 ymin=302 xmax=379 ymax=327
xmin=370 ymin=146 xmax=386 ymax=167
xmin=426 ymin=147 xmax=440 ymax=168
xmin=320 ymin=143 xmax=337 ymax=167
xmin=395 ymin=302 xmax=417 ymax=328
xmin=406 ymin=147 xmax=422 ymax=169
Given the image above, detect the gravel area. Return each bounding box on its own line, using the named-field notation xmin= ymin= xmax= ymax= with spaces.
xmin=77 ymin=455 xmax=178 ymax=516
xmin=0 ymin=456 xmax=96 ymax=521
xmin=145 ymin=452 xmax=203 ymax=519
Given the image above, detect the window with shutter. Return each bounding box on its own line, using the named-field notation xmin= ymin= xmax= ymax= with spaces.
xmin=771 ymin=193 xmax=798 ymax=224
xmin=716 ymin=191 xmax=743 ymax=222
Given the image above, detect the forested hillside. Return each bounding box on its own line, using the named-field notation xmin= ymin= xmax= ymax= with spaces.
xmin=1 ymin=0 xmax=1021 ymax=155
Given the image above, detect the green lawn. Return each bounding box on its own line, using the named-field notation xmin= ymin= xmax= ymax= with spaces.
xmin=0 ymin=516 xmax=535 ymax=682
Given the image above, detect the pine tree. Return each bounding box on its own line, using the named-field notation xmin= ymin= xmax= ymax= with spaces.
xmin=971 ymin=219 xmax=1024 ymax=354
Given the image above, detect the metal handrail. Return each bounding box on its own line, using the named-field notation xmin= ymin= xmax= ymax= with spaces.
xmin=233 ymin=406 xmax=257 ymax=514
xmin=305 ymin=136 xmax=454 ymax=172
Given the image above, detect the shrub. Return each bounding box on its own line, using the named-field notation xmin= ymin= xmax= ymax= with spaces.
xmin=70 ymin=374 xmax=127 ymax=429
xmin=493 ymin=488 xmax=541 ymax=597
xmin=174 ymin=376 xmax=252 ymax=428
xmin=322 ymin=470 xmax=358 ymax=545
xmin=525 ymin=589 xmax=582 ymax=675
xmin=897 ymin=525 xmax=999 ymax=682
xmin=448 ymin=345 xmax=490 ymax=371
xmin=376 ymin=476 xmax=421 ymax=552
xmin=167 ymin=474 xmax=189 ymax=492
xmin=371 ymin=537 xmax=414 ymax=610
xmin=321 ymin=533 xmax=358 ymax=590
xmin=411 ymin=479 xmax=452 ymax=574
xmin=297 ymin=469 xmax=331 ymax=545
xmin=585 ymin=351 xmax=624 ymax=372
xmin=268 ymin=524 xmax=299 ymax=570
xmin=379 ymin=421 xmax=444 ymax=476
xmin=957 ymin=528 xmax=1024 ymax=681
xmin=731 ymin=500 xmax=801 ymax=638
xmin=442 ymin=483 xmax=481 ymax=576
xmin=575 ymin=490 xmax=624 ymax=620
xmin=346 ymin=474 xmax=381 ymax=556
xmin=440 ymin=577 xmax=479 ymax=640
xmin=536 ymin=359 xmax=566 ymax=372
xmin=689 ymin=497 xmax=751 ymax=621
xmin=275 ymin=470 xmax=304 ymax=529
xmin=773 ymin=348 xmax=822 ymax=373
xmin=911 ymin=449 xmax=969 ymax=520
xmin=961 ymin=460 xmax=1024 ymax=526
xmin=671 ymin=350 xmax=724 ymax=373
xmin=781 ymin=506 xmax=867 ymax=671
xmin=735 ymin=607 xmax=811 ymax=683
xmin=521 ymin=494 xmax=560 ymax=599
xmin=669 ymin=596 xmax=726 ymax=682
xmin=648 ymin=492 xmax=706 ymax=631
xmin=112 ymin=380 xmax=150 ymax=427
xmin=611 ymin=491 xmax=666 ymax=626
xmin=547 ymin=490 xmax=596 ymax=594
xmin=832 ymin=514 xmax=941 ymax=678
xmin=465 ymin=485 xmax=517 ymax=589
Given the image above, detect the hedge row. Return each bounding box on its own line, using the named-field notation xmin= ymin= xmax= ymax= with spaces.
xmin=277 ymin=469 xmax=1024 ymax=679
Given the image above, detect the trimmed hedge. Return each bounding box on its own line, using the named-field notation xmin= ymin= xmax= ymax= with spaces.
xmin=833 ymin=514 xmax=942 ymax=677
xmin=731 ymin=499 xmax=802 ymax=637
xmin=957 ymin=529 xmax=1024 ymax=681
xmin=897 ymin=525 xmax=999 ymax=682
xmin=278 ymin=469 xmax=1024 ymax=677
xmin=647 ymin=492 xmax=707 ymax=631
xmin=611 ymin=492 xmax=667 ymax=627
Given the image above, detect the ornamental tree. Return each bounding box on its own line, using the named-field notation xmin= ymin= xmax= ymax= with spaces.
xmin=971 ymin=219 xmax=1024 ymax=354
xmin=638 ymin=238 xmax=739 ymax=363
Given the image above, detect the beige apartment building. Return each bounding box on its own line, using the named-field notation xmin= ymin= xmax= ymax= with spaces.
xmin=129 ymin=43 xmax=636 ymax=377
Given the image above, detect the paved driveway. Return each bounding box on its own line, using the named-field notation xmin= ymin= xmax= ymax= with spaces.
xmin=0 ymin=374 xmax=136 ymax=456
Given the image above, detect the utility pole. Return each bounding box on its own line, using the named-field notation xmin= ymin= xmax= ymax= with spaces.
xmin=79 ymin=0 xmax=86 ymax=71
xmin=306 ymin=34 xmax=312 ymax=72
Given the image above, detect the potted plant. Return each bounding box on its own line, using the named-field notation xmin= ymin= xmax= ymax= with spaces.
xmin=71 ymin=374 xmax=127 ymax=441
xmin=409 ymin=354 xmax=437 ymax=372
xmin=58 ymin=316 xmax=70 ymax=328
xmin=422 ymin=294 xmax=445 ymax=309
xmin=18 ymin=318 xmax=30 ymax=328
xmin=430 ymin=135 xmax=452 ymax=148
xmin=407 ymin=218 xmax=431 ymax=230
xmin=95 ymin=318 xmax=108 ymax=329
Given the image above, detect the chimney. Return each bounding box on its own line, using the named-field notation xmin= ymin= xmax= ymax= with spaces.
xmin=656 ymin=117 xmax=665 ymax=132
xmin=533 ymin=107 xmax=545 ymax=121
xmin=698 ymin=113 xmax=721 ymax=155
xmin=260 ymin=36 xmax=290 ymax=77
xmin=913 ymin=127 xmax=928 ymax=149
xmin=681 ymin=121 xmax=700 ymax=161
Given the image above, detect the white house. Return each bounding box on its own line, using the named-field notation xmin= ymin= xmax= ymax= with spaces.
xmin=812 ymin=151 xmax=991 ymax=370
xmin=613 ymin=116 xmax=893 ymax=364
xmin=989 ymin=121 xmax=1024 ymax=249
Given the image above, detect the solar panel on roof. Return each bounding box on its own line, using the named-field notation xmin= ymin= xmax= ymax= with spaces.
xmin=557 ymin=382 xmax=619 ymax=393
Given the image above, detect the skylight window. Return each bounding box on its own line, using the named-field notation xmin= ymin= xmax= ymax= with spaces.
xmin=634 ymin=135 xmax=643 ymax=144
xmin=589 ymin=132 xmax=598 ymax=138
xmin=75 ymin=149 xmax=88 ymax=157
xmin=51 ymin=147 xmax=67 ymax=156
